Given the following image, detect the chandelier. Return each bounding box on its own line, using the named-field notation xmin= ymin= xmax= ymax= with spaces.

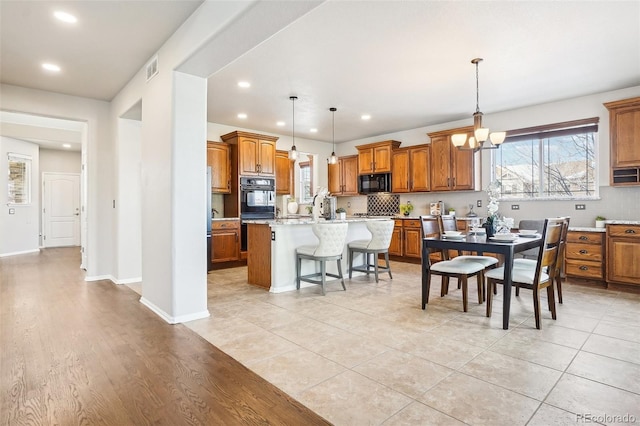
xmin=288 ymin=96 xmax=298 ymax=160
xmin=328 ymin=107 xmax=337 ymax=165
xmin=452 ymin=58 xmax=506 ymax=151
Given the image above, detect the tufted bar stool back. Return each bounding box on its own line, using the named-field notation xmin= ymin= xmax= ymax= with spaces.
xmin=348 ymin=219 xmax=394 ymax=283
xmin=296 ymin=222 xmax=349 ymax=295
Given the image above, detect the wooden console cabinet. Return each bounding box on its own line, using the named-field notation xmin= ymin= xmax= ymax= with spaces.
xmin=607 ymin=224 xmax=640 ymax=286
xmin=565 ymin=230 xmax=605 ymax=282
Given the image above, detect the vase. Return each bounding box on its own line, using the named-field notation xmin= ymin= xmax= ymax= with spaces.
xmin=287 ymin=201 xmax=298 ymax=214
xmin=484 ymin=222 xmax=495 ymax=238
xmin=403 ymin=212 xmax=410 ymax=217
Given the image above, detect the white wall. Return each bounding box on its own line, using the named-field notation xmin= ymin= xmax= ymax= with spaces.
xmin=0 ymin=137 xmax=40 ymax=256
xmin=334 ymin=86 xmax=640 ymax=227
xmin=39 ymin=149 xmax=81 ymax=174
xmin=0 ymin=84 xmax=112 ymax=278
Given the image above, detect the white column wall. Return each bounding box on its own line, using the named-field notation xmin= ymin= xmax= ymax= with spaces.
xmin=115 ymin=119 xmax=142 ymax=284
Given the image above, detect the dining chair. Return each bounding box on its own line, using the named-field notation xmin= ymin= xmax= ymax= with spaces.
xmin=516 ymin=219 xmax=545 ymax=259
xmin=296 ymin=222 xmax=349 ymax=295
xmin=485 ymin=217 xmax=564 ymax=329
xmin=438 ymin=215 xmax=499 ymax=298
xmin=348 ymin=219 xmax=394 ymax=283
xmin=513 ymin=216 xmax=570 ymax=304
xmin=420 ymin=215 xmax=487 ymax=312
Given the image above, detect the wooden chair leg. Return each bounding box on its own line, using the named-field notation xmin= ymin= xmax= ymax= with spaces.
xmin=515 ymin=285 xmax=520 ymax=297
xmin=547 ymin=285 xmax=557 ymax=320
xmin=532 ymin=286 xmax=541 ymax=329
xmin=423 ymin=272 xmax=432 ymax=308
xmin=461 ymin=276 xmax=468 ymax=312
xmin=556 ymin=276 xmax=563 ymax=304
xmin=477 ymin=272 xmax=484 ymax=304
xmin=486 ymin=279 xmax=493 ymax=317
xmin=441 ymin=276 xmax=449 ymax=297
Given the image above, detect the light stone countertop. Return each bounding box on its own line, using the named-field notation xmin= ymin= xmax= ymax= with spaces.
xmin=212 ymin=217 xmax=239 ymax=221
xmin=243 ymin=217 xmax=391 ymax=226
xmin=568 ymin=226 xmax=606 ymax=233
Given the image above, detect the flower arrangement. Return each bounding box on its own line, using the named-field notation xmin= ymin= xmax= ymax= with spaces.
xmin=399 ymin=203 xmax=414 ymax=216
xmin=484 ymin=180 xmax=501 ymax=235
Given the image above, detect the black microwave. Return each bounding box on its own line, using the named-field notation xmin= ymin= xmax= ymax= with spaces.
xmin=359 ymin=173 xmax=391 ymax=194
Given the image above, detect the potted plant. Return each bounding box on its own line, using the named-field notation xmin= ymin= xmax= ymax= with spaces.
xmin=336 ymin=207 xmax=346 ymax=220
xmin=595 ymin=215 xmax=606 ymax=228
xmin=400 ymin=203 xmax=414 ymax=217
xmin=447 ymin=207 xmax=456 ymax=216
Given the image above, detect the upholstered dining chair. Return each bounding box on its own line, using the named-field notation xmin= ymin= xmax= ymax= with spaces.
xmin=438 ymin=215 xmax=499 ymax=299
xmin=296 ymin=222 xmax=349 ymax=295
xmin=513 ymin=216 xmax=570 ymax=304
xmin=420 ymin=215 xmax=487 ymax=312
xmin=516 ymin=219 xmax=546 ymax=259
xmin=485 ymin=217 xmax=564 ymax=329
xmin=348 ymin=219 xmax=394 ymax=283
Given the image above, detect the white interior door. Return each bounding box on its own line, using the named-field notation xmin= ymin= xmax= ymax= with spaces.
xmin=43 ymin=173 xmax=80 ymax=247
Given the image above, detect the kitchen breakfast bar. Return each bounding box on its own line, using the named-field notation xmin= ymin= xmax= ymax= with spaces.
xmin=245 ymin=217 xmax=388 ymax=293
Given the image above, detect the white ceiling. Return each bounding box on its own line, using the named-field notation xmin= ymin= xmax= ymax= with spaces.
xmin=1 ymin=1 xmax=639 ymax=148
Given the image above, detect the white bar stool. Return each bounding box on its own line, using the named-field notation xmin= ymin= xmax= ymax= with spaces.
xmin=348 ymin=219 xmax=394 ymax=283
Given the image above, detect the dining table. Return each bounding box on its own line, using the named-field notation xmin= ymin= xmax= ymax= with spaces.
xmin=421 ymin=232 xmax=543 ymax=329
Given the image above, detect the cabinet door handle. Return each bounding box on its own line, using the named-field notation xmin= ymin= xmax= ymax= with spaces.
xmin=579 ymin=236 xmax=588 ymax=240
xmin=370 ymin=162 xmax=373 ymax=171
xmin=447 ymin=177 xmax=450 ymax=187
xmin=452 ymin=177 xmax=456 ymax=187
xmin=579 ymin=249 xmax=588 ymax=254
xmin=625 ymin=229 xmax=636 ymax=234
xmin=579 ymin=265 xmax=588 ymax=271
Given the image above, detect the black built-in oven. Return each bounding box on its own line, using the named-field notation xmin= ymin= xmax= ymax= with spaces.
xmin=240 ymin=177 xmax=275 ymax=251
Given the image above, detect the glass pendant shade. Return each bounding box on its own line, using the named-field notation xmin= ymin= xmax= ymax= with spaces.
xmin=328 ymin=107 xmax=337 ymax=165
xmin=289 ymin=146 xmax=298 ymax=160
xmin=451 ymin=133 xmax=467 ymax=147
xmin=490 ymin=131 xmax=506 ymax=145
xmin=329 ymin=153 xmax=337 ymax=164
xmin=289 ymin=96 xmax=298 ymax=160
xmin=474 ymin=127 xmax=489 ymax=142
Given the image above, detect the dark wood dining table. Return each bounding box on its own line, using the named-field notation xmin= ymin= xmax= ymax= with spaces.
xmin=421 ymin=233 xmax=543 ymax=329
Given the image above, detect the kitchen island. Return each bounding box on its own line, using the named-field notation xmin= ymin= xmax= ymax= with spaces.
xmin=245 ymin=217 xmax=390 ymax=293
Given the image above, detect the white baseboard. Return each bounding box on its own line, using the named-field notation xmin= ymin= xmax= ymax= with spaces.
xmin=0 ymin=248 xmax=40 ymax=258
xmin=113 ymin=276 xmax=142 ymax=285
xmin=85 ymin=274 xmax=115 ymax=283
xmin=139 ymin=297 xmax=210 ymax=324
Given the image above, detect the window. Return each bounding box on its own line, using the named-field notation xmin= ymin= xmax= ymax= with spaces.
xmin=493 ymin=118 xmax=598 ymax=200
xmin=298 ymin=160 xmax=313 ymax=203
xmin=7 ymin=153 xmax=32 ymax=205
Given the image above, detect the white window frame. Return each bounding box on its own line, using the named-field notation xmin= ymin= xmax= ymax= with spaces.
xmin=7 ymin=153 xmax=32 ymax=205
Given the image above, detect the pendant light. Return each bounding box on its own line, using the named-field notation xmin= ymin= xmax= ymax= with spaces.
xmin=328 ymin=107 xmax=337 ymax=165
xmin=288 ymin=96 xmax=298 ymax=160
xmin=452 ymin=58 xmax=506 ymax=152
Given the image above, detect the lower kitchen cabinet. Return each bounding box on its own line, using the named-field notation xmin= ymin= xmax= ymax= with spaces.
xmin=607 ymin=224 xmax=640 ymax=286
xmin=565 ymin=230 xmax=605 ymax=282
xmin=388 ymin=220 xmax=404 ymax=256
xmin=212 ymin=220 xmax=240 ymax=263
xmin=388 ymin=218 xmax=423 ymax=260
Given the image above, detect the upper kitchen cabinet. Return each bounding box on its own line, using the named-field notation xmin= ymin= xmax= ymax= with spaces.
xmin=391 ymin=144 xmax=430 ymax=193
xmin=207 ymin=142 xmax=231 ymax=194
xmin=275 ymin=150 xmax=294 ymax=195
xmin=428 ymin=126 xmax=476 ymax=191
xmin=221 ymin=131 xmax=278 ymax=177
xmin=604 ymin=97 xmax=640 ymax=186
xmin=328 ymin=155 xmax=359 ymax=196
xmin=356 ymin=140 xmax=401 ymax=174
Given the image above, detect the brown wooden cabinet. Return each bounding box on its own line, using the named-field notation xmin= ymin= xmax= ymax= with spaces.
xmin=356 ymin=140 xmax=401 ymax=174
xmin=388 ymin=219 xmax=422 ymax=259
xmin=275 ymin=150 xmax=294 ymax=195
xmin=221 ymin=131 xmax=278 ymax=177
xmin=607 ymin=224 xmax=640 ymax=286
xmin=604 ymin=97 xmax=640 ymax=186
xmin=565 ymin=230 xmax=605 ymax=282
xmin=388 ymin=219 xmax=404 ymax=256
xmin=328 ymin=155 xmax=359 ymax=196
xmin=212 ymin=220 xmax=240 ymax=263
xmin=428 ymin=127 xmax=476 ymax=191
xmin=207 ymin=142 xmax=231 ymax=193
xmin=391 ymin=144 xmax=430 ymax=193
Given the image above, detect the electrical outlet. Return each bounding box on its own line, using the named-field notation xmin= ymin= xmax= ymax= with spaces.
xmin=575 ymin=204 xmax=586 ymax=210
xmin=9 ymin=208 xmax=15 ymax=214
xmin=477 ymin=200 xmax=482 ymax=208
xmin=511 ymin=204 xmax=520 ymax=210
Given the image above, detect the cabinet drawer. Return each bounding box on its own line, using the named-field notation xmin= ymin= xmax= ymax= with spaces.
xmin=566 ymin=242 xmax=603 ymax=262
xmin=607 ymin=224 xmax=640 ymax=238
xmin=565 ymin=259 xmax=604 ymax=279
xmin=403 ymin=219 xmax=421 ymax=228
xmin=394 ymin=219 xmax=404 ymax=227
xmin=567 ymin=231 xmax=603 ymax=244
xmin=212 ymin=220 xmax=239 ymax=230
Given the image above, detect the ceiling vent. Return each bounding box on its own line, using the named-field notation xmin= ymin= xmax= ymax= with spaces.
xmin=146 ymin=55 xmax=158 ymax=82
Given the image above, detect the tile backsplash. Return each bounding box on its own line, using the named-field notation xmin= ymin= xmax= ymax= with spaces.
xmin=367 ymin=194 xmax=400 ymax=215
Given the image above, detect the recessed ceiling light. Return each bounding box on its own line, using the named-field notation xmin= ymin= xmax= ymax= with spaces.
xmin=54 ymin=11 xmax=77 ymax=24
xmin=361 ymin=114 xmax=371 ymax=120
xmin=63 ymin=143 xmax=72 ymax=148
xmin=276 ymin=121 xmax=285 ymax=126
xmin=237 ymin=113 xmax=247 ymax=119
xmin=42 ymin=63 xmax=61 ymax=72
xmin=310 ymin=128 xmax=318 ymax=133
xmin=237 ymin=81 xmax=251 ymax=88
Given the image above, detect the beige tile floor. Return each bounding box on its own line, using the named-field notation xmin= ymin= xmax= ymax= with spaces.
xmin=137 ymin=262 xmax=640 ymax=425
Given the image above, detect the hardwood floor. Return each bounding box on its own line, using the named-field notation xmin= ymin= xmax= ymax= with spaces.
xmin=0 ymin=248 xmax=330 ymax=425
